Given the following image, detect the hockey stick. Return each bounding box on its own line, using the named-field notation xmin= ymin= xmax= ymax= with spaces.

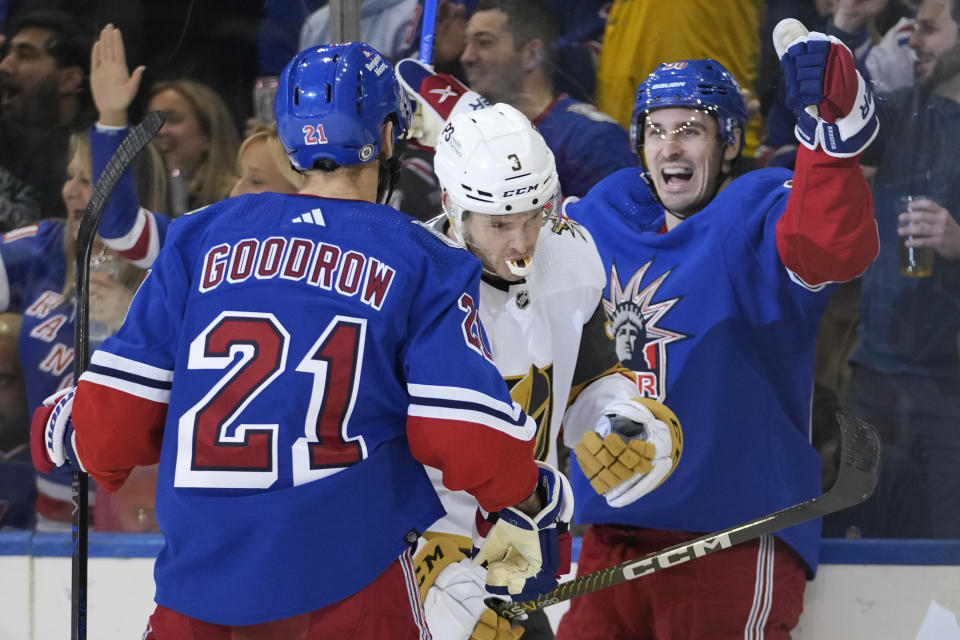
xmin=488 ymin=411 xmax=881 ymax=621
xmin=71 ymin=110 xmax=165 ymax=640
xmin=418 ymin=0 xmax=438 ymax=65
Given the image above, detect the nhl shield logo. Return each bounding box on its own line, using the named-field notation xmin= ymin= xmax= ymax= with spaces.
xmin=604 ymin=261 xmax=686 ymax=401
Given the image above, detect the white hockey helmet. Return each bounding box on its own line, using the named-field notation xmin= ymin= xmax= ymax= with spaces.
xmin=434 ymin=103 xmax=559 ymax=276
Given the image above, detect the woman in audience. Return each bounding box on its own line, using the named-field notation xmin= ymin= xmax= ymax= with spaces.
xmin=230 ymin=124 xmax=304 ymax=197
xmin=89 ymin=24 xmax=300 ymax=272
xmin=146 ymin=78 xmax=240 ymax=212
xmin=0 ymin=131 xmax=167 ymax=530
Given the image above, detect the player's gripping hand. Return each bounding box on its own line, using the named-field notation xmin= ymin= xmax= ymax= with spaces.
xmin=472 ymin=462 xmax=573 ymax=602
xmin=774 ymin=18 xmax=878 ymax=156
xmin=575 ymin=398 xmax=683 ymax=508
xmin=415 ymin=535 xmax=524 ymax=640
xmin=30 ymin=387 xmax=85 ymax=474
xmin=396 ymin=58 xmax=490 ymax=150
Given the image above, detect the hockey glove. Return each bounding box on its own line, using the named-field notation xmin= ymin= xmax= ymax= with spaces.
xmin=574 ymin=398 xmax=683 ymax=508
xmin=30 ymin=387 xmax=85 ymax=474
xmin=774 ymin=18 xmax=878 ymax=157
xmin=414 ymin=535 xmax=524 ymax=640
xmin=472 ymin=462 xmax=573 ymax=602
xmin=396 ymin=57 xmax=490 ymax=150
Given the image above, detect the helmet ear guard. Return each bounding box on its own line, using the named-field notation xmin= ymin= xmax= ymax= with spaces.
xmin=275 ymin=42 xmax=413 ymax=171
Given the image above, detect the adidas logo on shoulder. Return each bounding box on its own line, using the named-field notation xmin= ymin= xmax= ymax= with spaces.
xmin=292 ymin=208 xmax=325 ymax=226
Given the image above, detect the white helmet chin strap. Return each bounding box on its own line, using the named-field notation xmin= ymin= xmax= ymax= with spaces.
xmin=442 ymin=192 xmax=467 ymax=247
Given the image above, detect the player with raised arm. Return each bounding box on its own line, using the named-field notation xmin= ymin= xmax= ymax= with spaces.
xmin=555 ymin=22 xmax=880 ymax=639
xmin=30 ymin=42 xmax=571 ymax=639
xmin=404 ymin=102 xmax=682 ymax=639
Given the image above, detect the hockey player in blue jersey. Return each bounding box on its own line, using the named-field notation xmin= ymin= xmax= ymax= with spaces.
xmin=556 ymin=22 xmax=880 ymax=640
xmin=30 ymin=42 xmax=572 ymax=639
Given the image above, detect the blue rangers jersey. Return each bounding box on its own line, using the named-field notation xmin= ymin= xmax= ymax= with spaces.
xmin=0 ymin=222 xmax=81 ymax=518
xmin=0 ymin=128 xmax=172 ymax=522
xmin=533 ymin=95 xmax=636 ymax=199
xmin=565 ymin=146 xmax=878 ymax=574
xmin=69 ymin=193 xmax=538 ymax=625
xmin=0 ymin=222 xmax=74 ymax=412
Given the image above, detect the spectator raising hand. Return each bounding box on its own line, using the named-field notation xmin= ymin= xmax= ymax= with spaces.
xmin=90 ymin=23 xmax=145 ymax=128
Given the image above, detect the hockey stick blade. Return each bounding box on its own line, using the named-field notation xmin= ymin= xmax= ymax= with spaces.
xmin=488 ymin=411 xmax=881 ymax=621
xmin=71 ymin=110 xmax=164 ymax=640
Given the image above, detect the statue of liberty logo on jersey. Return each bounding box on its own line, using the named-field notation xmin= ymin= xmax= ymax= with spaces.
xmin=604 ymin=261 xmax=686 ymax=401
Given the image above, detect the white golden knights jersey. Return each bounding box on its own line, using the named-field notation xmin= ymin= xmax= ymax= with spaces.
xmin=425 ymin=213 xmax=639 ymax=538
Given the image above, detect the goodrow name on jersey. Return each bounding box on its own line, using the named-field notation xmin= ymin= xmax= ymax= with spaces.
xmin=199 ymin=236 xmax=396 ymax=311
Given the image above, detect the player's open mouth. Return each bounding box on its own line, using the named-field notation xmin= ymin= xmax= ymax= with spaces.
xmin=662 ymin=167 xmax=693 ymax=185
xmin=506 ymin=254 xmax=533 ymax=277
xmin=0 ymin=85 xmax=20 ymax=108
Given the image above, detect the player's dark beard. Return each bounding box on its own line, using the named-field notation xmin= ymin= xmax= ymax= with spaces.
xmin=8 ymin=74 xmax=61 ymax=128
xmin=924 ymin=40 xmax=960 ymax=89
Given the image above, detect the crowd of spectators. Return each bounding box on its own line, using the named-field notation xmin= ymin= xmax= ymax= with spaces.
xmin=3 ymin=3 xmax=957 ymax=640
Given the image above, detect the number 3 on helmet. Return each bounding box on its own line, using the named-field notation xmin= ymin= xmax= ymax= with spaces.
xmin=274 ymin=42 xmax=413 ymax=170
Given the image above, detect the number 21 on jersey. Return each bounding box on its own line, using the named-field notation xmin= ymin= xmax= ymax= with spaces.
xmin=174 ymin=311 xmax=367 ymax=489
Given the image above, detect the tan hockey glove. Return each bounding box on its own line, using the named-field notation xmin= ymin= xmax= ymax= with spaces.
xmin=414 ymin=533 xmax=523 ymax=640
xmin=575 ymin=398 xmax=683 ymax=507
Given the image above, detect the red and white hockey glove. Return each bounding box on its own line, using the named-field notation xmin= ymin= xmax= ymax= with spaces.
xmin=396 ymin=57 xmax=490 ymax=150
xmin=473 ymin=462 xmax=573 ymax=602
xmin=575 ymin=397 xmax=683 ymax=508
xmin=30 ymin=387 xmax=85 ymax=474
xmin=774 ymin=18 xmax=878 ymax=157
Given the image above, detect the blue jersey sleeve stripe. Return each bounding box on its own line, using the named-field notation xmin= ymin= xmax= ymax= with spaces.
xmin=90 ymin=350 xmax=173 ymax=381
xmin=79 ymin=370 xmax=171 ymax=404
xmin=407 ymin=403 xmax=537 ymax=440
xmin=408 ymin=393 xmax=527 ymax=427
xmin=84 ymin=362 xmax=173 ymax=391
xmin=407 ymin=383 xmax=519 ymax=416
xmin=407 ymin=382 xmax=536 ymax=439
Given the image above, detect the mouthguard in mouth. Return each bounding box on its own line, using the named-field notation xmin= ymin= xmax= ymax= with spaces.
xmin=506 ymin=255 xmax=533 ymax=277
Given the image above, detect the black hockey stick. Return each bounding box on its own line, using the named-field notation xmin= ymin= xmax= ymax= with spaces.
xmin=488 ymin=411 xmax=881 ymax=621
xmin=71 ymin=110 xmax=165 ymax=640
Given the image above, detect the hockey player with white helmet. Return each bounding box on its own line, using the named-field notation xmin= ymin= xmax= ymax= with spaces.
xmin=433 ymin=104 xmax=558 ymax=280
xmin=410 ymin=102 xmax=684 ymax=639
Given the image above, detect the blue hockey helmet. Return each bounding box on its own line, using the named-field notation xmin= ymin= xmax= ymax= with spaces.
xmin=275 ymin=42 xmax=413 ymax=170
xmin=630 ymin=59 xmax=748 ymax=154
